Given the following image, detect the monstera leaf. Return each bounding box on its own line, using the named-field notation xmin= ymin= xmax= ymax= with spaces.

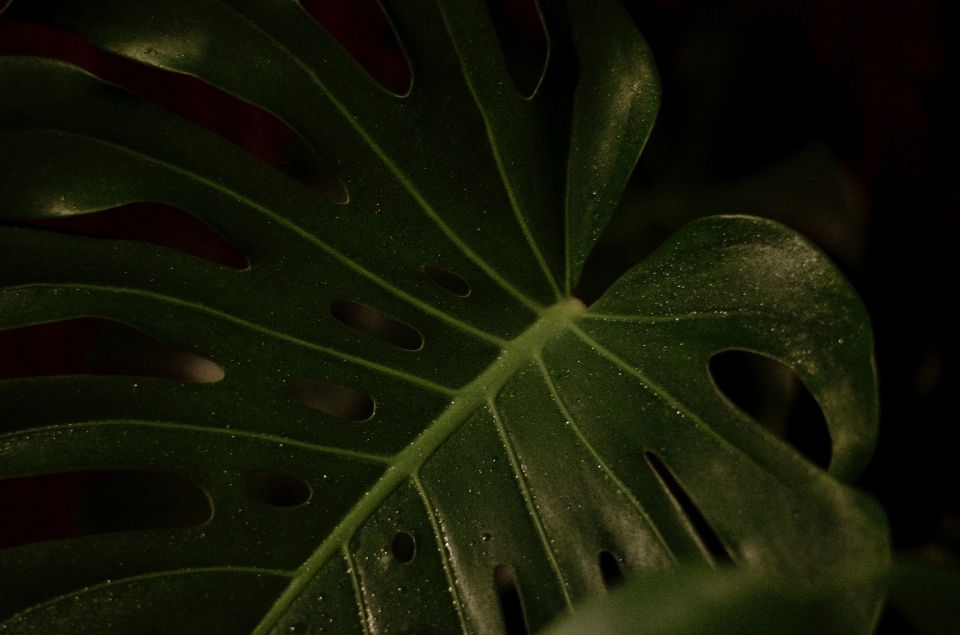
xmin=0 ymin=0 xmax=888 ymax=634
xmin=540 ymin=560 xmax=889 ymax=635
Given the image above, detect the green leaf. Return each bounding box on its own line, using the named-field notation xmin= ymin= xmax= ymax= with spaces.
xmin=540 ymin=558 xmax=960 ymax=635
xmin=0 ymin=1 xmax=887 ymax=634
xmin=539 ymin=563 xmax=887 ymax=635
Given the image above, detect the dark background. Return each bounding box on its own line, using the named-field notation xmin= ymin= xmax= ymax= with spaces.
xmin=1 ymin=0 xmax=957 ymax=631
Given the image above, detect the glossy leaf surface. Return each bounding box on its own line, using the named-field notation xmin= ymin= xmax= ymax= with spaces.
xmin=540 ymin=563 xmax=886 ymax=635
xmin=0 ymin=1 xmax=886 ymax=634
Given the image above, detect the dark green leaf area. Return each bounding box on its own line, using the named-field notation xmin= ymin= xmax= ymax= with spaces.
xmin=541 ymin=564 xmax=886 ymax=635
xmin=0 ymin=571 xmax=289 ymax=635
xmin=0 ymin=0 xmax=885 ymax=633
xmin=543 ymin=330 xmax=887 ymax=578
xmin=565 ymin=0 xmax=661 ymax=291
xmin=565 ymin=217 xmax=886 ymax=579
xmin=0 ymin=274 xmax=459 ymax=457
xmin=586 ymin=215 xmax=878 ymax=481
xmin=0 ymin=215 xmax=886 ymax=634
xmin=2 ymin=0 xmax=662 ymax=296
xmin=0 ymin=423 xmax=383 ymax=619
xmin=0 ymin=58 xmax=538 ymax=345
xmin=264 ymin=484 xmax=471 ymax=635
xmin=265 ymin=214 xmax=887 ymax=635
xmin=2 ymin=0 xmax=567 ymax=305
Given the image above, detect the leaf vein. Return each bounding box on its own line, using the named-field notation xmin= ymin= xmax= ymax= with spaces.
xmin=16 ymin=128 xmax=509 ymax=347
xmin=0 ymin=420 xmax=391 ymax=465
xmin=581 ymin=311 xmax=745 ymax=323
xmin=249 ymin=300 xmax=584 ymax=635
xmin=14 ymin=282 xmax=456 ymax=396
xmin=488 ymin=397 xmax=574 ymax=609
xmin=211 ymin=1 xmax=544 ymax=313
xmin=534 ymin=356 xmax=677 ymax=562
xmin=413 ymin=474 xmax=472 ymax=633
xmin=570 ymin=325 xmax=774 ymax=474
xmin=345 ymin=546 xmax=375 ymax=635
xmin=434 ymin=4 xmax=563 ymax=301
xmin=1 ymin=567 xmax=293 ymax=627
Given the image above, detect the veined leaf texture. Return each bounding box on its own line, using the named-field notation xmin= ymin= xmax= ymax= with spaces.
xmin=0 ymin=1 xmax=887 ymax=633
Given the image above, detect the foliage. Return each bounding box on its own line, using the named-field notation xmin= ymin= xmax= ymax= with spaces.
xmin=540 ymin=562 xmax=885 ymax=635
xmin=0 ymin=0 xmax=887 ymax=633
xmin=541 ymin=557 xmax=960 ymax=635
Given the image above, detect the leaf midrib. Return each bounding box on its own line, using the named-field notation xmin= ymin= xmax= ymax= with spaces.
xmin=251 ymin=297 xmax=587 ymax=635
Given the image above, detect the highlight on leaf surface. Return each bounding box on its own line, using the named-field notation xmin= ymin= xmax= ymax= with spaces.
xmin=0 ymin=0 xmax=887 ymax=634
xmin=539 ymin=562 xmax=888 ymax=635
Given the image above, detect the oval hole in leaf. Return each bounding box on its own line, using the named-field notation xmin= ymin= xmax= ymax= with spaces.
xmin=244 ymin=471 xmax=312 ymax=508
xmin=709 ymin=350 xmax=832 ymax=470
xmin=485 ymin=0 xmax=548 ymax=98
xmin=88 ymin=320 xmax=225 ymax=384
xmin=494 ymin=564 xmax=529 ymax=635
xmin=0 ymin=318 xmax=99 ymax=380
xmin=0 ymin=318 xmax=224 ymax=383
xmin=289 ymin=379 xmax=375 ymax=421
xmin=15 ymin=202 xmax=249 ymax=270
xmin=0 ymin=470 xmax=212 ymax=549
xmin=598 ymin=550 xmax=624 ymax=588
xmin=390 ymin=531 xmax=416 ymax=563
xmin=77 ymin=470 xmax=213 ymax=534
xmin=0 ymin=19 xmax=348 ymax=204
xmin=0 ymin=472 xmax=78 ymax=549
xmin=330 ymin=301 xmax=424 ymax=351
xmin=645 ymin=451 xmax=733 ymax=565
xmin=422 ymin=264 xmax=471 ymax=297
xmin=298 ymin=0 xmax=412 ymax=96
xmin=280 ymin=136 xmax=350 ymax=204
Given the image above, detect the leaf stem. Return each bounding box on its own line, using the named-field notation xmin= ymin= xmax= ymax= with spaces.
xmin=251 ymin=298 xmax=586 ymax=635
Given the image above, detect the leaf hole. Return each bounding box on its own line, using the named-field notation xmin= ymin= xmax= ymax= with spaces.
xmin=422 ymin=264 xmax=471 ymax=297
xmin=89 ymin=320 xmax=225 ymax=384
xmin=77 ymin=470 xmax=214 ymax=534
xmin=298 ymin=0 xmax=412 ymax=96
xmin=494 ymin=564 xmax=529 ymax=635
xmin=289 ymin=379 xmax=375 ymax=421
xmin=13 ymin=202 xmax=250 ymax=270
xmin=0 ymin=318 xmax=224 ymax=383
xmin=0 ymin=318 xmax=97 ymax=380
xmin=244 ymin=471 xmax=312 ymax=507
xmin=485 ymin=0 xmax=548 ymax=98
xmin=709 ymin=350 xmax=831 ymax=470
xmin=598 ymin=550 xmax=624 ymax=588
xmin=0 ymin=472 xmax=78 ymax=548
xmin=390 ymin=531 xmax=416 ymax=563
xmin=645 ymin=451 xmax=733 ymax=565
xmin=0 ymin=19 xmax=349 ymax=204
xmin=280 ymin=136 xmax=350 ymax=204
xmin=330 ymin=301 xmax=424 ymax=351
xmin=0 ymin=470 xmax=212 ymax=549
